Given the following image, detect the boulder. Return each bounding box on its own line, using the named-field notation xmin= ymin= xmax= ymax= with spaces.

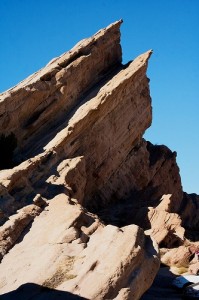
xmin=0 ymin=195 xmax=159 ymax=300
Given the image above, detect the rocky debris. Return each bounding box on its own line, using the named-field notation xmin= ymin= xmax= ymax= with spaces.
xmin=0 ymin=20 xmax=199 ymax=299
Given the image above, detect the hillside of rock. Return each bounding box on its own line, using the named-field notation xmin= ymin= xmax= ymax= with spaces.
xmin=0 ymin=20 xmax=198 ymax=299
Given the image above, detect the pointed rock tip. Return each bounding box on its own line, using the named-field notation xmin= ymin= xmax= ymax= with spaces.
xmin=148 ymin=49 xmax=153 ymax=56
xmin=114 ymin=19 xmax=123 ymax=25
xmin=145 ymin=49 xmax=153 ymax=58
xmin=139 ymin=49 xmax=153 ymax=62
xmin=95 ymin=19 xmax=123 ymax=38
xmin=130 ymin=49 xmax=153 ymax=69
xmin=106 ymin=19 xmax=123 ymax=30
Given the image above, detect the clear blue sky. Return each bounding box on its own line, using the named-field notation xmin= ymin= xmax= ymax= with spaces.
xmin=0 ymin=0 xmax=198 ymax=194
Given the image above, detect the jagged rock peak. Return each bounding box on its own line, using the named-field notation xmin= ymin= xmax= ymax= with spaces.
xmin=0 ymin=21 xmax=160 ymax=300
xmin=0 ymin=19 xmax=127 ymax=168
xmin=1 ymin=20 xmax=198 ymax=300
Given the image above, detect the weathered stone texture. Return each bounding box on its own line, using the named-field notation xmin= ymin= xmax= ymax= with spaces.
xmin=0 ymin=195 xmax=159 ymax=300
xmin=0 ymin=21 xmax=160 ymax=299
xmin=0 ymin=20 xmax=122 ymax=159
xmin=0 ymin=46 xmax=153 ymax=219
xmin=0 ymin=20 xmax=198 ymax=299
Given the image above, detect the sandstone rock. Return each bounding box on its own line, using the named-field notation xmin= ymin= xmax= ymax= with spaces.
xmin=189 ymin=262 xmax=199 ymax=275
xmin=135 ymin=194 xmax=185 ymax=248
xmin=0 ymin=19 xmax=199 ymax=299
xmin=0 ymin=20 xmax=123 ymax=161
xmin=0 ymin=44 xmax=153 ymax=219
xmin=59 ymin=225 xmax=159 ymax=300
xmin=0 ymin=204 xmax=42 ymax=261
xmin=161 ymin=246 xmax=194 ymax=269
xmin=0 ymin=194 xmax=159 ymax=300
xmin=96 ymin=140 xmax=183 ymax=213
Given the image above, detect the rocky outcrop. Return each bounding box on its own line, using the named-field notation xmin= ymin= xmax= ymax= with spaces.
xmin=0 ymin=42 xmax=153 ymax=218
xmin=0 ymin=194 xmax=159 ymax=300
xmin=0 ymin=20 xmax=198 ymax=299
xmin=0 ymin=20 xmax=159 ymax=299
xmin=0 ymin=20 xmax=122 ymax=164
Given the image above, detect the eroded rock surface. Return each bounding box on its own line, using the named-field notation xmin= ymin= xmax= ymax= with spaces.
xmin=0 ymin=20 xmax=198 ymax=299
xmin=0 ymin=194 xmax=159 ymax=300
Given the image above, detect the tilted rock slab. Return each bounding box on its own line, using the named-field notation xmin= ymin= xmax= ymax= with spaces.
xmin=0 ymin=21 xmax=152 ymax=218
xmin=0 ymin=21 xmax=160 ymax=299
xmin=0 ymin=20 xmax=122 ymax=157
xmin=0 ymin=19 xmax=198 ymax=299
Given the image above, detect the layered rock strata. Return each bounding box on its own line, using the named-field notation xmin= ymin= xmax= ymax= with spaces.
xmin=0 ymin=20 xmax=122 ymax=162
xmin=0 ymin=20 xmax=198 ymax=299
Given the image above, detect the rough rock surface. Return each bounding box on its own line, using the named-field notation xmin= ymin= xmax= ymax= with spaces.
xmin=0 ymin=194 xmax=159 ymax=300
xmin=0 ymin=20 xmax=198 ymax=299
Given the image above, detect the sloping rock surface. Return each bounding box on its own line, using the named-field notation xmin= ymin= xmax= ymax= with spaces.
xmin=0 ymin=194 xmax=159 ymax=299
xmin=0 ymin=20 xmax=198 ymax=299
xmin=0 ymin=195 xmax=158 ymax=300
xmin=0 ymin=21 xmax=159 ymax=300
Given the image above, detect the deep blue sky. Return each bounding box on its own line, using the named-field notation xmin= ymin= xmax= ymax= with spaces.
xmin=0 ymin=0 xmax=198 ymax=194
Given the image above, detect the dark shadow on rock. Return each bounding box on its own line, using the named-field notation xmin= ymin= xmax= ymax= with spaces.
xmin=140 ymin=266 xmax=183 ymax=300
xmin=181 ymin=193 xmax=199 ymax=242
xmin=0 ymin=133 xmax=17 ymax=170
xmin=0 ymin=283 xmax=88 ymax=300
xmin=95 ymin=190 xmax=155 ymax=228
xmin=20 ymin=64 xmax=123 ymax=161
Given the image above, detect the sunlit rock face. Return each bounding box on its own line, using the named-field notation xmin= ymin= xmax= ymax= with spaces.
xmin=0 ymin=20 xmax=198 ymax=299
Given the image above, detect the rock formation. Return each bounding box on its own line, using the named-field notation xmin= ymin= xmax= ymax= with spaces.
xmin=0 ymin=20 xmax=198 ymax=299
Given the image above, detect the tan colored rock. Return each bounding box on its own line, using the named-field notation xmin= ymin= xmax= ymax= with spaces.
xmin=150 ymin=243 xmax=199 ymax=279
xmin=0 ymin=20 xmax=123 ymax=159
xmin=0 ymin=195 xmax=96 ymax=293
xmin=0 ymin=194 xmax=159 ymax=299
xmin=0 ymin=19 xmax=199 ymax=299
xmin=97 ymin=141 xmax=183 ymax=212
xmin=0 ymin=204 xmax=42 ymax=261
xmin=59 ymin=225 xmax=159 ymax=300
xmin=161 ymin=245 xmax=198 ymax=270
xmin=189 ymin=262 xmax=199 ymax=275
xmin=0 ymin=40 xmax=153 ymax=219
xmin=143 ymin=195 xmax=185 ymax=247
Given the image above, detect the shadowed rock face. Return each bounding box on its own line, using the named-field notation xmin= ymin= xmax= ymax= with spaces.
xmin=0 ymin=20 xmax=198 ymax=299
